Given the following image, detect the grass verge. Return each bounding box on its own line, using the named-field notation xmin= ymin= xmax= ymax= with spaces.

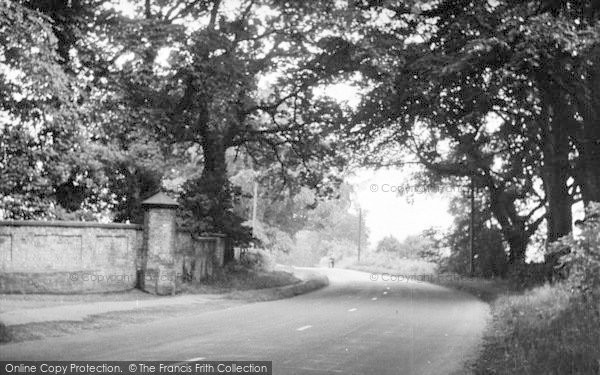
xmin=473 ymin=283 xmax=600 ymax=375
xmin=428 ymin=274 xmax=512 ymax=303
xmin=178 ymin=268 xmax=301 ymax=294
xmin=225 ymin=273 xmax=329 ymax=302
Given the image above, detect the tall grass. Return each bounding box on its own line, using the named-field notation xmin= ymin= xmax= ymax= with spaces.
xmin=475 ymin=283 xmax=600 ymax=375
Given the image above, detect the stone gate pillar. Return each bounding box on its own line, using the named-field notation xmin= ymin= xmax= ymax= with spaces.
xmin=141 ymin=192 xmax=179 ymax=295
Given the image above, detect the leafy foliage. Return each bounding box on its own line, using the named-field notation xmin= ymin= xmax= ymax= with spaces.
xmin=332 ymin=0 xmax=600 ymax=269
xmin=180 ymin=174 xmax=252 ymax=246
xmin=375 ymin=235 xmax=404 ymax=254
xmin=443 ymin=194 xmax=508 ymax=277
xmin=1 ymin=0 xmax=355 ymax=237
xmin=258 ymin=183 xmax=368 ymax=266
xmin=555 ymin=202 xmax=600 ymax=296
xmin=0 ymin=1 xmax=92 ymax=219
xmin=375 ymin=232 xmax=435 ymax=259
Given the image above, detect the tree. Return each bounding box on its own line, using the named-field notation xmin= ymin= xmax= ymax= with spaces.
xmin=375 ymin=232 xmax=437 ymax=260
xmin=2 ymin=0 xmax=359 ymax=252
xmin=332 ymin=0 xmax=600 ymax=268
xmin=400 ymin=233 xmax=437 ymax=260
xmin=1 ymin=0 xmax=164 ymax=222
xmin=0 ymin=1 xmax=97 ymax=219
xmin=59 ymin=0 xmax=353 ymax=241
xmin=169 ymin=1 xmax=351 ymax=246
xmin=248 ymin=180 xmax=369 ymax=266
xmin=376 ymin=235 xmax=404 ymax=255
xmin=444 ymin=194 xmax=508 ymax=277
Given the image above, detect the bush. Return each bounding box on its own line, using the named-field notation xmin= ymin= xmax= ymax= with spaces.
xmin=507 ymin=262 xmax=554 ymax=289
xmin=0 ymin=322 xmax=11 ymax=343
xmin=558 ymin=203 xmax=600 ymax=297
xmin=239 ymin=249 xmax=273 ymax=271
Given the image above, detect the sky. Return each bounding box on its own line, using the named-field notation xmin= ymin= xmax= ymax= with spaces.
xmin=347 ymin=168 xmax=454 ymax=251
xmin=320 ymin=84 xmax=455 ymax=250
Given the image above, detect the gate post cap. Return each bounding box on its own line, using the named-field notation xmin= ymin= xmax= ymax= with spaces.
xmin=141 ymin=192 xmax=179 ymax=208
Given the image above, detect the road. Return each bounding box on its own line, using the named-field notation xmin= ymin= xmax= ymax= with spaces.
xmin=0 ymin=268 xmax=489 ymax=375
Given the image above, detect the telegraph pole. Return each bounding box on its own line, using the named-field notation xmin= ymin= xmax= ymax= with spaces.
xmin=357 ymin=207 xmax=362 ymax=263
xmin=251 ymin=179 xmax=258 ymax=239
xmin=469 ymin=177 xmax=475 ymax=276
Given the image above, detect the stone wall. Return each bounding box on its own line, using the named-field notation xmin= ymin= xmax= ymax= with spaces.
xmin=0 ymin=204 xmax=226 ymax=294
xmin=0 ymin=221 xmax=143 ymax=293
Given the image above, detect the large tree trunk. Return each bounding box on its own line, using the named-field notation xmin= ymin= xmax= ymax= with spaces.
xmin=201 ymin=131 xmax=228 ymax=183
xmin=578 ymin=68 xmax=600 ymax=206
xmin=540 ymin=95 xmax=573 ymax=242
xmin=503 ymin=209 xmax=528 ymax=266
xmin=579 ymin=126 xmax=600 ymax=205
xmin=506 ymin=223 xmax=527 ymax=265
xmin=489 ymin=187 xmax=528 ymax=267
xmin=200 ymin=131 xmax=235 ymax=263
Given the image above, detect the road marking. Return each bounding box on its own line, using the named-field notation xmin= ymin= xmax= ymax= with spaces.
xmin=294 ymin=367 xmax=343 ymax=373
xmin=185 ymin=357 xmax=206 ymax=362
xmin=172 ymin=357 xmax=206 ymax=366
xmin=371 ymin=297 xmax=378 ymax=301
xmin=296 ymin=325 xmax=312 ymax=331
xmin=348 ymin=308 xmax=357 ymax=312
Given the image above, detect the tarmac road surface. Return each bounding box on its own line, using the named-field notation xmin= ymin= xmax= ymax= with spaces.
xmin=0 ymin=268 xmax=489 ymax=375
